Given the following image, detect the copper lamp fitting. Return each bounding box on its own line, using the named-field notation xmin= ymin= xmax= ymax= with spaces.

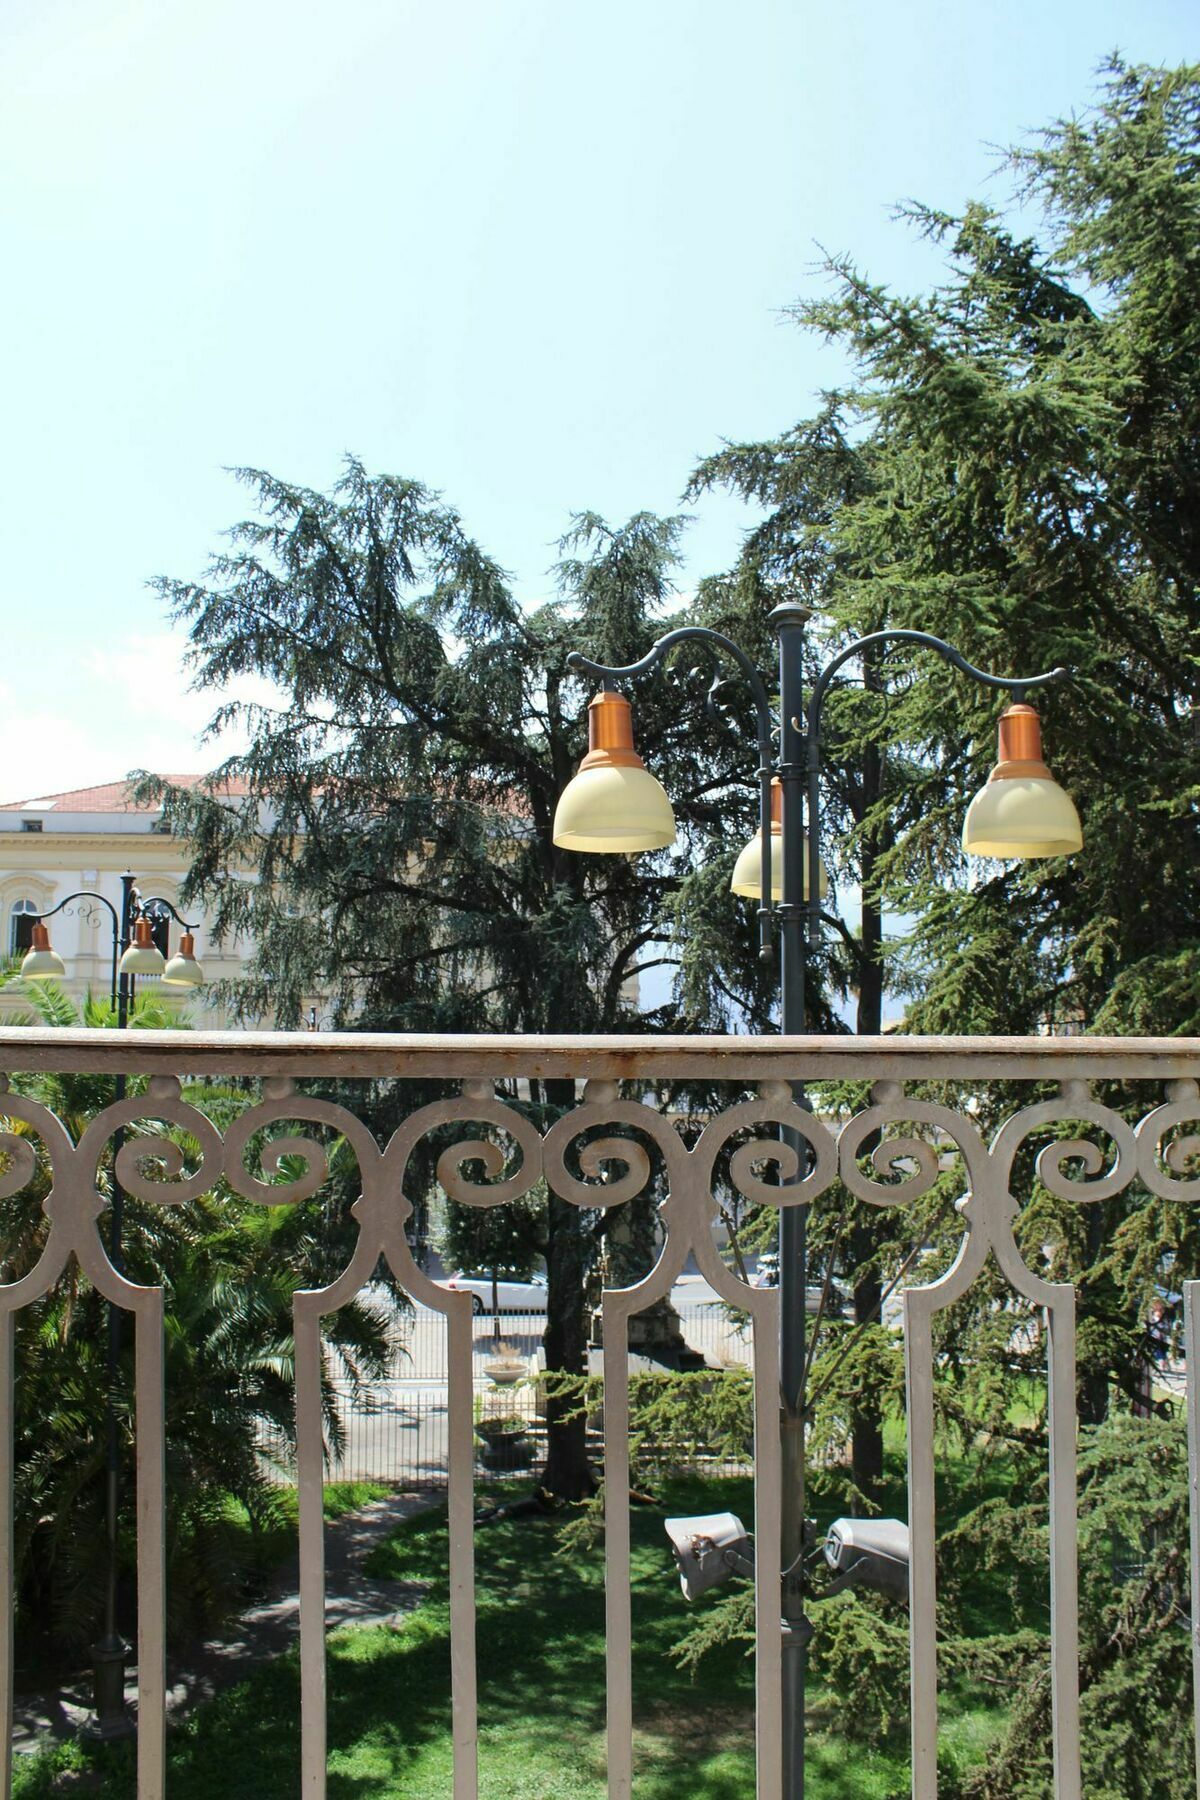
xmin=989 ymin=703 xmax=1053 ymax=782
xmin=30 ymin=922 xmax=52 ymax=952
xmin=178 ymin=932 xmax=196 ymax=957
xmin=579 ymin=690 xmax=648 ymax=772
xmin=131 ymin=918 xmax=156 ymax=949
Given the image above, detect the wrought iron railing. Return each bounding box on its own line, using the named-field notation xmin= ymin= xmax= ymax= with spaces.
xmin=1 ymin=1027 xmax=1198 ymax=1800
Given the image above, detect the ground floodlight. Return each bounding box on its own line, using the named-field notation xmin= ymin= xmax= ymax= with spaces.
xmin=823 ymin=1517 xmax=910 ymax=1601
xmin=665 ymin=1511 xmax=753 ymax=1601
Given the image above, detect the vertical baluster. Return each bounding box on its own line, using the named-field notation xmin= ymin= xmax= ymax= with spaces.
xmin=751 ymin=1293 xmax=782 ymax=1800
xmin=602 ymin=1294 xmax=633 ymax=1800
xmin=135 ymin=1294 xmax=166 ymax=1800
xmin=0 ymin=1310 xmax=13 ymax=1800
xmin=295 ymin=1300 xmax=327 ymax=1798
xmin=904 ymin=1291 xmax=938 ymax=1800
xmin=1187 ymin=1281 xmax=1200 ymax=1796
xmin=1045 ymin=1289 xmax=1081 ymax=1799
xmin=446 ymin=1297 xmax=478 ymax=1800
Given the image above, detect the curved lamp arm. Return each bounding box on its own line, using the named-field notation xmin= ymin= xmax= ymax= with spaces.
xmin=31 ymin=888 xmax=124 ymax=1010
xmin=35 ymin=889 xmax=121 ymax=933
xmin=805 ymin=629 xmax=1068 ymax=738
xmin=140 ymin=895 xmax=201 ymax=932
xmin=568 ymin=628 xmax=778 ymax=957
xmin=803 ymin=629 xmax=1070 ymax=937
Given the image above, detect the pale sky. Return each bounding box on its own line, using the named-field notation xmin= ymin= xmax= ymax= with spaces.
xmin=1 ymin=0 xmax=1194 ymax=799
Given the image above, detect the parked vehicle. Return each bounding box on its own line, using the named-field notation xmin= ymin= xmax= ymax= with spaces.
xmin=432 ymin=1271 xmax=549 ymax=1314
xmin=750 ymin=1254 xmax=850 ymax=1314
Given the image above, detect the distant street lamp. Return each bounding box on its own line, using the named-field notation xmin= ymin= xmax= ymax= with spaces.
xmin=20 ymin=872 xmax=202 ymax=1736
xmin=554 ymin=605 xmax=1080 ymax=1798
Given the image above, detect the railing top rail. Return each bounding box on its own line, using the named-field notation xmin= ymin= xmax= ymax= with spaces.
xmin=0 ymin=1027 xmax=1196 ymax=1082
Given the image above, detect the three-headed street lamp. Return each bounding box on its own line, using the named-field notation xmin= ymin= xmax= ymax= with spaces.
xmin=20 ymin=873 xmax=203 ymax=1736
xmin=553 ymin=602 xmax=1082 ymax=1797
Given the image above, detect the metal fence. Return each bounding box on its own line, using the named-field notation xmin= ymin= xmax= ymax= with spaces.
xmin=2 ymin=1024 xmax=1199 ymax=1800
xmin=257 ymin=1304 xmax=755 ymax=1489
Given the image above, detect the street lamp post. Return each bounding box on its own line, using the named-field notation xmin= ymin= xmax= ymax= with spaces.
xmin=21 ymin=873 xmax=203 ymax=1736
xmin=553 ymin=606 xmax=1081 ymax=1797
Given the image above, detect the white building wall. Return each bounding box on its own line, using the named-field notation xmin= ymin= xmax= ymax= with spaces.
xmin=0 ymin=788 xmax=259 ymax=1027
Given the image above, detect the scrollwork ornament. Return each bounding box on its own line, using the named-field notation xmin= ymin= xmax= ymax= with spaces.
xmin=991 ymin=1080 xmax=1139 ymax=1205
xmin=0 ymin=1130 xmax=37 ymax=1202
xmin=0 ymin=1091 xmax=101 ymax=1303
xmin=838 ymin=1082 xmax=987 ymax=1209
xmin=1136 ymin=1079 xmax=1200 ymax=1202
xmin=429 ymin=1080 xmax=545 ymax=1210
xmin=223 ymin=1084 xmax=383 ymax=1207
xmin=695 ymin=1082 xmax=838 ymax=1212
xmin=76 ymin=1076 xmax=225 ymax=1207
xmin=0 ymin=1090 xmax=81 ymax=1208
xmin=543 ymin=1081 xmax=684 ymax=1212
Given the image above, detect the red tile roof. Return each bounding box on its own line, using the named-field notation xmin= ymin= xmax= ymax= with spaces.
xmin=0 ymin=775 xmax=251 ymax=814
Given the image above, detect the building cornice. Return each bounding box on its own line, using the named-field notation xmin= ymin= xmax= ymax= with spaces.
xmin=0 ymin=834 xmax=188 ymax=871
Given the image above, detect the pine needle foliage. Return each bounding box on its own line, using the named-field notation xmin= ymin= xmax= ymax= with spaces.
xmin=136 ymin=464 xmax=782 ymax=1494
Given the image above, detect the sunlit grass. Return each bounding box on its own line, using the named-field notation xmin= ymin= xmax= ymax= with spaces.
xmin=13 ymin=1473 xmax=1004 ymax=1798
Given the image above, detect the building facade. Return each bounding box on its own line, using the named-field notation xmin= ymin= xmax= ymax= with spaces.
xmin=0 ymin=777 xmax=256 ymax=1027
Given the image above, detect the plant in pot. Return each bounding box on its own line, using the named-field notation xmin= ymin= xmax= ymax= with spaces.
xmin=475 ymin=1413 xmax=534 ymax=1472
xmin=483 ymin=1340 xmax=526 ymax=1387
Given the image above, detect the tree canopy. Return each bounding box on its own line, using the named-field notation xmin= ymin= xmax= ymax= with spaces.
xmin=692 ymin=56 xmax=1198 ymax=1044
xmin=142 ymin=469 xmax=774 ymax=1037
xmin=685 ymin=57 xmax=1200 ymax=1789
xmin=141 ymin=472 xmax=784 ymax=1494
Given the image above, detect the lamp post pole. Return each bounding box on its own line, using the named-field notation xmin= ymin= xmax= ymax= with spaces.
xmin=23 ymin=873 xmax=202 ymax=1735
xmin=560 ymin=619 xmax=1072 ymax=1798
xmin=773 ymin=603 xmax=812 ymax=1790
xmin=94 ymin=872 xmax=136 ymax=1737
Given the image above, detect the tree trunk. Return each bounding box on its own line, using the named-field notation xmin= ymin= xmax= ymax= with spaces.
xmin=540 ymin=1078 xmax=596 ymax=1500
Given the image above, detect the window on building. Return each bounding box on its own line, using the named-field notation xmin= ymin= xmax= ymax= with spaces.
xmin=21 ymin=819 xmax=43 ymax=833
xmin=9 ymin=899 xmax=40 ymax=956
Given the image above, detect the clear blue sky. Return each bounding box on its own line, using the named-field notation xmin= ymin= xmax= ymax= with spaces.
xmin=1 ymin=0 xmax=1194 ymax=795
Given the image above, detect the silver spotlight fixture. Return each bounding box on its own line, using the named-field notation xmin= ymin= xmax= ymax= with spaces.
xmin=822 ymin=1518 xmax=909 ymax=1601
xmin=665 ymin=1512 xmax=754 ymax=1601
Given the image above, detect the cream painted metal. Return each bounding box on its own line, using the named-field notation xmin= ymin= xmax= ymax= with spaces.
xmin=0 ymin=1029 xmax=1198 ymax=1800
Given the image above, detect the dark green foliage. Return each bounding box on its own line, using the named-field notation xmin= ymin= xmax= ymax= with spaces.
xmin=692 ymin=60 xmax=1199 ymax=1050
xmin=2 ymin=980 xmax=391 ymax=1657
xmin=138 ymin=469 xmax=767 ymax=1038
xmin=950 ymin=1413 xmax=1194 ymax=1798
xmin=660 ymin=58 xmax=1200 ymax=1777
xmin=689 ymin=58 xmax=1200 ymax=1486
xmin=138 ymin=463 xmax=781 ymax=1495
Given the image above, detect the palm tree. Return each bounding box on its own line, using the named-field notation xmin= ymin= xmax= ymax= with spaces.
xmin=1 ymin=971 xmax=393 ymax=1653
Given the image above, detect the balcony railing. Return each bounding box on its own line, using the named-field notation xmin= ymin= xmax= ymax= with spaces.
xmin=2 ymin=1026 xmax=1199 ymax=1800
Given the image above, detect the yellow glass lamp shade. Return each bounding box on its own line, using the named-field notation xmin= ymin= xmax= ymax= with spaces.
xmin=962 ymin=703 xmax=1082 ymax=859
xmin=553 ymin=690 xmax=676 ymax=854
xmin=730 ymin=779 xmax=829 ymax=900
xmin=162 ymin=932 xmax=204 ymax=987
xmin=119 ymin=917 xmax=167 ymax=977
xmin=20 ymin=922 xmax=65 ymax=980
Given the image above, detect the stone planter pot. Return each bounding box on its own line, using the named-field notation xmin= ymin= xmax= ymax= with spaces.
xmin=475 ymin=1420 xmax=533 ymax=1471
xmin=483 ymin=1358 xmax=526 ymax=1387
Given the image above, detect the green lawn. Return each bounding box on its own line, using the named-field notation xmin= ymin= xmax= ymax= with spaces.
xmin=13 ymin=1472 xmax=1005 ymax=1800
